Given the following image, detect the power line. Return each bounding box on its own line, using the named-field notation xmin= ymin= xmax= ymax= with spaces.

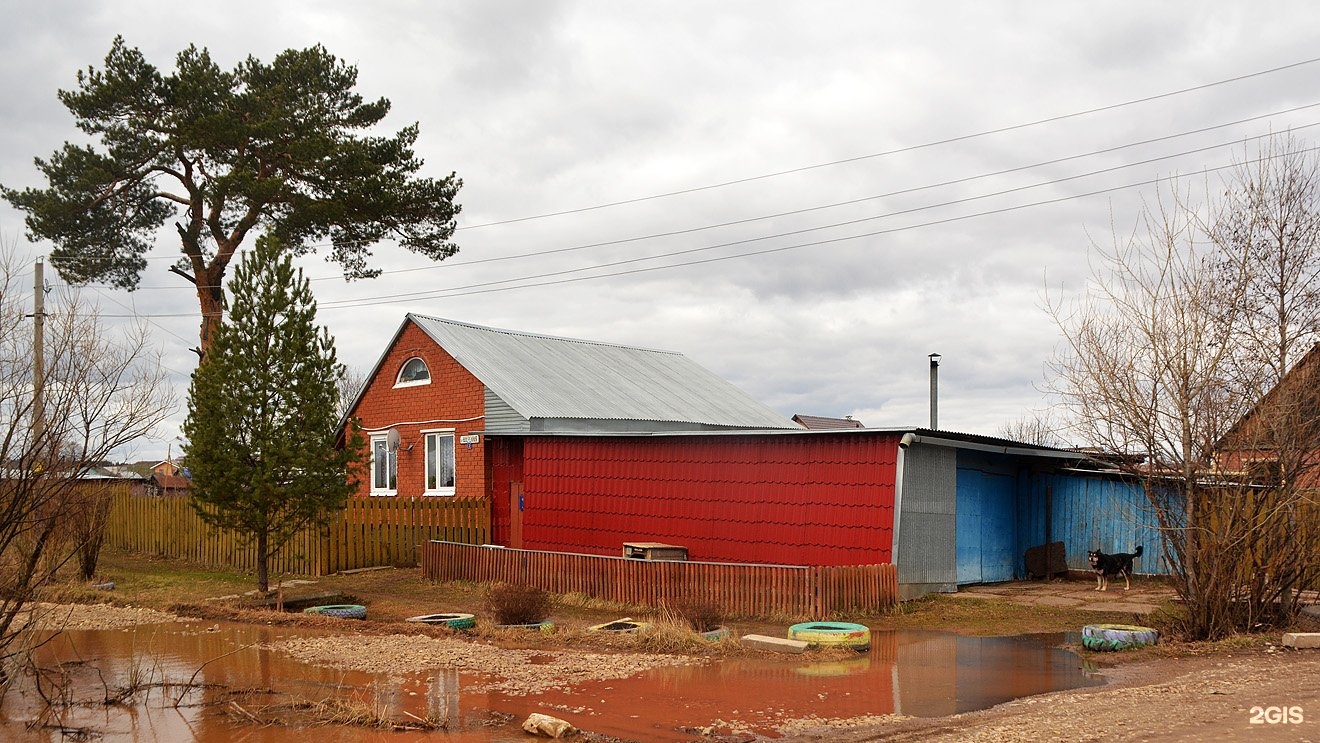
xmin=94 ymin=141 xmax=1320 ymax=317
xmin=74 ymin=102 xmax=1320 ymax=291
xmin=311 ymin=126 xmax=1320 ymax=307
xmin=455 ymin=55 xmax=1320 ymax=229
xmin=320 ymin=147 xmax=1320 ymax=308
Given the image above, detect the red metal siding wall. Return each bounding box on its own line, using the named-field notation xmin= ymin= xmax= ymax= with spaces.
xmin=348 ymin=322 xmax=488 ymax=500
xmin=488 ymin=437 xmax=523 ymax=546
xmin=521 ymin=433 xmax=898 ymax=566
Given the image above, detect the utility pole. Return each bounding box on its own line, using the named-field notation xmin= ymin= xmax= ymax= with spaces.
xmin=32 ymin=257 xmax=45 ymax=445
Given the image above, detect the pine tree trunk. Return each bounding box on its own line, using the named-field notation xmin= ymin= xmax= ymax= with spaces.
xmin=256 ymin=530 xmax=270 ymax=593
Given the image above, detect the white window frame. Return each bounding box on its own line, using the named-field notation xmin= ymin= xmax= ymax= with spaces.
xmin=394 ymin=357 xmax=432 ymax=388
xmin=423 ymin=429 xmax=456 ymax=496
xmin=370 ymin=433 xmax=397 ymax=495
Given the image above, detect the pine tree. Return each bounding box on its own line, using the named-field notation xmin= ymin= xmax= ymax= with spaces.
xmin=3 ymin=37 xmax=461 ymax=354
xmin=183 ymin=235 xmax=365 ymax=591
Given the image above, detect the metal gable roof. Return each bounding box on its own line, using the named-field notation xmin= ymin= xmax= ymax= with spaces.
xmin=409 ymin=314 xmax=795 ymax=429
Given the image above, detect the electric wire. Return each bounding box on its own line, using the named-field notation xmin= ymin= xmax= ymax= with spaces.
xmin=310 ymin=125 xmax=1320 ymax=306
xmin=96 ymin=143 xmax=1320 ymax=317
xmin=68 ymin=101 xmax=1320 ymax=291
xmin=455 ymin=54 xmax=1320 ymax=229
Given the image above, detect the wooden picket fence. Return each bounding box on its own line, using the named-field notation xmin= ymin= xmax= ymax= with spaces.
xmin=421 ymin=541 xmax=897 ymax=619
xmin=106 ymin=492 xmax=490 ymax=576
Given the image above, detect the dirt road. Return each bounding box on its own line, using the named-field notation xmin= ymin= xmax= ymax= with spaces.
xmin=781 ymin=647 xmax=1320 ymax=742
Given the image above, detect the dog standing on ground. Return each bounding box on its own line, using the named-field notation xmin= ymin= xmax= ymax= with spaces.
xmin=1088 ymin=545 xmax=1143 ymax=591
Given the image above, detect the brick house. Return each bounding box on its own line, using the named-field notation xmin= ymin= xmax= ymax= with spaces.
xmin=342 ymin=313 xmax=795 ymax=509
xmin=1215 ymin=343 xmax=1320 ymax=486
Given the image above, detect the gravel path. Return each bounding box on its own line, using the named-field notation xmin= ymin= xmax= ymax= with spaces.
xmin=26 ymin=602 xmax=193 ymax=630
xmin=777 ymin=648 xmax=1320 ymax=742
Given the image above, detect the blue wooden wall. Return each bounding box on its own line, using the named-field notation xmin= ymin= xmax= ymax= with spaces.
xmin=1016 ymin=470 xmax=1171 ymax=576
xmin=955 ymin=452 xmax=1020 ymax=584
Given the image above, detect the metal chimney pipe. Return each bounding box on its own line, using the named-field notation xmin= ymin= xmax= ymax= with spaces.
xmin=928 ymin=353 xmax=941 ymax=429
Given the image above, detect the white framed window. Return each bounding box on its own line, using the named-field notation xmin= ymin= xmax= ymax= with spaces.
xmin=394 ymin=357 xmax=431 ymax=388
xmin=370 ymin=434 xmax=397 ymax=495
xmin=424 ymin=430 xmax=456 ymax=496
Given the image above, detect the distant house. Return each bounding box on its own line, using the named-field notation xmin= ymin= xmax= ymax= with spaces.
xmin=147 ymin=472 xmax=191 ymax=497
xmin=793 ymin=414 xmax=864 ymax=430
xmin=1215 ymin=343 xmax=1320 ymax=486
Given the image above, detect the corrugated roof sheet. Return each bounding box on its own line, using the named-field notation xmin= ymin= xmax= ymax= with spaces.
xmin=409 ymin=314 xmax=796 ymax=430
xmin=793 ymin=414 xmax=864 ymax=430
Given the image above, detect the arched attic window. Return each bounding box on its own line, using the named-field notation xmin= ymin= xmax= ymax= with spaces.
xmin=394 ymin=357 xmax=431 ymax=388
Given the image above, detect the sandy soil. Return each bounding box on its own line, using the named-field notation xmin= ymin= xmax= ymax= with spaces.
xmin=776 ymin=647 xmax=1320 ymax=742
xmin=267 ymin=632 xmax=697 ymax=695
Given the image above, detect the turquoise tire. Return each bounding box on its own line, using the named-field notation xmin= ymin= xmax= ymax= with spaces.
xmin=304 ymin=604 xmax=367 ymax=620
xmin=1081 ymin=623 xmax=1158 ymax=651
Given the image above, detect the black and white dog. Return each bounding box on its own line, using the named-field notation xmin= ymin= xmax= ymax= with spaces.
xmin=1087 ymin=545 xmax=1143 ymax=591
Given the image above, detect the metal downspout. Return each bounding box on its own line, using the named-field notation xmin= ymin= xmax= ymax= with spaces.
xmin=892 ymin=432 xmax=917 ymax=568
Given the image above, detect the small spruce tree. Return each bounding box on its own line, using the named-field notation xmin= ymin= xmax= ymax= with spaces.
xmin=184 ymin=235 xmax=364 ymax=592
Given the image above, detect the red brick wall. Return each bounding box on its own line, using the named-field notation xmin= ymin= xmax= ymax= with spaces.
xmin=347 ymin=321 xmax=487 ymax=499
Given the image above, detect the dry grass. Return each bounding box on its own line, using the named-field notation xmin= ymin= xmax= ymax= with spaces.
xmin=227 ymin=692 xmax=444 ymax=731
xmin=870 ymin=593 xmax=1153 ymax=636
xmin=667 ymin=596 xmax=724 ymax=633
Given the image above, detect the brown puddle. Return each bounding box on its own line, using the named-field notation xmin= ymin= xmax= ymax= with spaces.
xmin=1 ymin=622 xmax=1101 ymax=741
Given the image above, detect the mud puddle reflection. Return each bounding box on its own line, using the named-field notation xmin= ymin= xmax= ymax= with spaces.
xmin=1 ymin=621 xmax=1101 ymax=741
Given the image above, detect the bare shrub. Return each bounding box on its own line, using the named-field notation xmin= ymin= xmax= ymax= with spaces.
xmin=483 ymin=583 xmax=550 ymax=625
xmin=670 ymin=597 xmax=724 ymax=633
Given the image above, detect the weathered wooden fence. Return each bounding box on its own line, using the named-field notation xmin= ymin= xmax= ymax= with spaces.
xmin=106 ymin=493 xmax=490 ymax=576
xmin=421 ymin=540 xmax=897 ymax=619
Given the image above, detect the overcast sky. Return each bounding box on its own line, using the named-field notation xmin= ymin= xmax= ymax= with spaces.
xmin=3 ymin=1 xmax=1320 ymax=461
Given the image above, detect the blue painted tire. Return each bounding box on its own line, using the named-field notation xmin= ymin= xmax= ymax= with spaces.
xmin=406 ymin=613 xmax=476 ymax=629
xmin=788 ymin=621 xmax=871 ymax=651
xmin=1081 ymin=623 xmax=1158 ymax=651
xmin=304 ymin=604 xmax=367 ymax=620
xmin=701 ymin=626 xmax=730 ymax=641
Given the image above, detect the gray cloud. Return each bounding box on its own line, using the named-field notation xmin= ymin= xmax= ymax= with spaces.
xmin=3 ymin=1 xmax=1320 ymax=458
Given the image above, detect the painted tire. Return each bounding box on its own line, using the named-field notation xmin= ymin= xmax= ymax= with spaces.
xmin=788 ymin=621 xmax=871 ymax=651
xmin=700 ymin=626 xmax=730 ymax=641
xmin=304 ymin=604 xmax=367 ymax=620
xmin=406 ymin=613 xmax=476 ymax=629
xmin=589 ymin=618 xmax=651 ymax=633
xmin=495 ymin=620 xmax=556 ymax=633
xmin=1081 ymin=624 xmax=1158 ymax=651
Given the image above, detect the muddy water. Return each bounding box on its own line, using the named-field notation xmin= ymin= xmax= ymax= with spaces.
xmin=1 ymin=621 xmax=1101 ymax=741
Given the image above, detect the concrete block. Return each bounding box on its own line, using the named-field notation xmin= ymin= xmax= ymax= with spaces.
xmin=741 ymin=634 xmax=809 ymax=654
xmin=1282 ymin=632 xmax=1320 ymax=649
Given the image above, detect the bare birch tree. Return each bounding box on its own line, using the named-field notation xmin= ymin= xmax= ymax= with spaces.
xmin=0 ymin=243 xmax=173 ymax=658
xmin=1048 ymin=185 xmax=1255 ymax=640
xmin=1050 ymin=137 xmax=1320 ymax=640
xmin=1210 ymin=135 xmax=1320 ymax=619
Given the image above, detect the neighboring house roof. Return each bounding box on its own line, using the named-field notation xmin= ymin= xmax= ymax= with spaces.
xmin=1218 ymin=342 xmax=1320 ymax=453
xmin=792 ymin=414 xmax=864 ymax=430
xmin=79 ymin=466 xmax=145 ymax=481
xmin=360 ymin=314 xmax=797 ymax=433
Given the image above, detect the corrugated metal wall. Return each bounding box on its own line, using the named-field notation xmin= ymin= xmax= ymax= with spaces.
xmin=1019 ymin=471 xmax=1170 ymax=575
xmin=896 ymin=444 xmax=957 ymax=592
xmin=520 ymin=432 xmax=899 ymax=566
xmin=484 ymin=388 xmax=529 ymax=433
